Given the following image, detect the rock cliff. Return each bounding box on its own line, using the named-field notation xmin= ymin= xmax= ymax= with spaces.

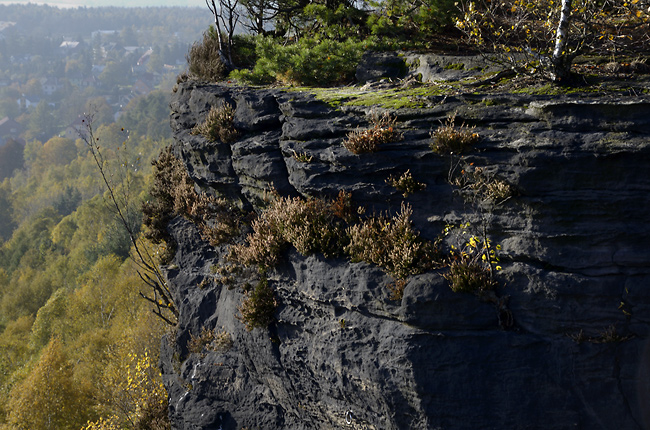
xmin=160 ymin=71 xmax=650 ymax=429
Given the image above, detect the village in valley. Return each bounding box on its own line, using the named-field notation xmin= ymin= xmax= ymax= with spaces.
xmin=0 ymin=5 xmax=209 ymax=152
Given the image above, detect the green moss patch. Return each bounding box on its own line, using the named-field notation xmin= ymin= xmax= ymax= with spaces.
xmin=293 ymin=84 xmax=452 ymax=109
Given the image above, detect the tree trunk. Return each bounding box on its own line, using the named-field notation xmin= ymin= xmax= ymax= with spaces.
xmin=206 ymin=0 xmax=234 ymax=70
xmin=551 ymin=0 xmax=572 ymax=81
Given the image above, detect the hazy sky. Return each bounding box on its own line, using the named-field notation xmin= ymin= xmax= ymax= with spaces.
xmin=0 ymin=0 xmax=205 ymax=7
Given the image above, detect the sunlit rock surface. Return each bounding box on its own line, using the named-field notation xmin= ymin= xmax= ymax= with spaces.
xmin=161 ymin=79 xmax=650 ymax=430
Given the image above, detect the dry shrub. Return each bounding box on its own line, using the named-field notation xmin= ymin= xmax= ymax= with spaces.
xmin=229 ymin=190 xmax=353 ymax=270
xmin=343 ymin=111 xmax=403 ymax=154
xmin=186 ymin=30 xmax=227 ymax=82
xmin=230 ymin=213 xmax=287 ymax=270
xmin=142 ymin=147 xmax=187 ymax=250
xmin=451 ymin=166 xmax=515 ymax=203
xmin=188 ymin=327 xmax=233 ymax=354
xmin=345 ymin=202 xmax=438 ymax=280
xmin=192 ymin=103 xmax=239 ymax=144
xmin=143 ymin=147 xmax=239 ymax=253
xmin=387 ymin=279 xmax=407 ymax=301
xmin=187 ymin=326 xmax=215 ymax=354
xmin=386 ymin=169 xmax=427 ymax=198
xmin=230 ymin=191 xmax=441 ymax=306
xmin=330 ymin=190 xmax=359 ymax=224
xmin=430 ymin=115 xmax=480 ymax=154
xmin=291 ymin=150 xmax=313 ymax=163
xmin=444 ymin=258 xmax=497 ymax=294
xmin=182 ymin=191 xmax=240 ymax=247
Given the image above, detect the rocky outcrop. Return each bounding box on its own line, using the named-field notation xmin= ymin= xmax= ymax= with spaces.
xmin=161 ymin=79 xmax=650 ymax=429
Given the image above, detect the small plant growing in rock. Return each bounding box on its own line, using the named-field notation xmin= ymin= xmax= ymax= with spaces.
xmin=211 ymin=262 xmax=241 ymax=289
xmin=443 ymin=223 xmax=501 ymax=295
xmin=238 ymin=277 xmax=277 ymax=331
xmin=568 ymin=325 xmax=633 ymax=344
xmin=386 ymin=169 xmax=427 ymax=198
xmin=229 ymin=190 xmax=353 ymax=270
xmin=212 ymin=329 xmax=234 ymax=351
xmin=345 ymin=202 xmax=439 ymax=281
xmin=187 ymin=326 xmax=233 ymax=356
xmin=291 ymin=150 xmax=313 ymax=163
xmin=330 ymin=190 xmax=359 ymax=224
xmin=451 ymin=165 xmax=515 ymax=203
xmin=595 ymin=325 xmax=633 ymax=343
xmin=143 ymin=147 xmax=241 ymax=253
xmin=343 ymin=111 xmax=402 ymax=154
xmin=445 ymin=258 xmax=497 ymax=294
xmin=387 ymin=279 xmax=407 ymax=301
xmin=192 ymin=103 xmax=239 ymax=144
xmin=190 ymin=327 xmax=233 ymax=353
xmin=188 ymin=326 xmax=217 ymax=354
xmin=430 ymin=115 xmax=480 ymax=154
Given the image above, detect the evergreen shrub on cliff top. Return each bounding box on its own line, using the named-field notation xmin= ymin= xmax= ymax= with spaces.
xmin=230 ymin=36 xmax=367 ymax=86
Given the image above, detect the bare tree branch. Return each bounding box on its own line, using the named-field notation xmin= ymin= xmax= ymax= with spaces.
xmin=79 ymin=114 xmax=178 ymax=325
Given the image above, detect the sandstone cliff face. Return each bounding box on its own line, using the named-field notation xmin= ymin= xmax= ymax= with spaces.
xmin=161 ymin=79 xmax=650 ymax=429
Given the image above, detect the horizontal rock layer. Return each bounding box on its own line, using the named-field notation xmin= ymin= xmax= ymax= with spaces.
xmin=162 ymin=81 xmax=650 ymax=430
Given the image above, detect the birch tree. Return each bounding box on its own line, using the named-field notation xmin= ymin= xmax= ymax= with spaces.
xmin=456 ymin=0 xmax=649 ymax=82
xmin=206 ymin=0 xmax=241 ymax=68
xmin=551 ymin=0 xmax=573 ymax=81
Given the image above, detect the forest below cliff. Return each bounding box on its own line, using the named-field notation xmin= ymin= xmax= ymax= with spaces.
xmin=0 ymin=5 xmax=210 ymax=429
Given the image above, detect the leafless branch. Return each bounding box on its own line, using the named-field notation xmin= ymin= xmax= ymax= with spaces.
xmin=79 ymin=114 xmax=178 ymax=325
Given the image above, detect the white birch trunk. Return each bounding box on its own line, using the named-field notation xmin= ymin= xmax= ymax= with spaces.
xmin=551 ymin=0 xmax=572 ymax=80
xmin=206 ymin=0 xmax=232 ymax=69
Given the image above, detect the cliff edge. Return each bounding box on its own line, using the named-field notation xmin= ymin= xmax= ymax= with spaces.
xmin=160 ymin=73 xmax=650 ymax=429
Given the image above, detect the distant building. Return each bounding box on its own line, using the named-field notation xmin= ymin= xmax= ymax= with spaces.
xmin=81 ymin=75 xmax=98 ymax=89
xmin=118 ymin=93 xmax=134 ymax=107
xmin=0 ymin=117 xmax=24 ymax=146
xmin=59 ymin=40 xmax=82 ymax=53
xmin=62 ymin=116 xmax=88 ymax=141
xmin=91 ymin=30 xmax=118 ymax=39
xmin=137 ymin=48 xmax=154 ymax=68
xmin=20 ymin=96 xmax=41 ymax=110
xmin=67 ymin=70 xmax=83 ymax=87
xmin=99 ymin=42 xmax=118 ymax=59
xmin=41 ymin=77 xmax=62 ymax=96
xmin=0 ymin=21 xmax=16 ymax=34
xmin=92 ymin=65 xmax=106 ymax=76
xmin=132 ymin=79 xmax=153 ymax=96
xmin=124 ymin=46 xmax=139 ymax=55
xmin=60 ymin=40 xmax=80 ymax=49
